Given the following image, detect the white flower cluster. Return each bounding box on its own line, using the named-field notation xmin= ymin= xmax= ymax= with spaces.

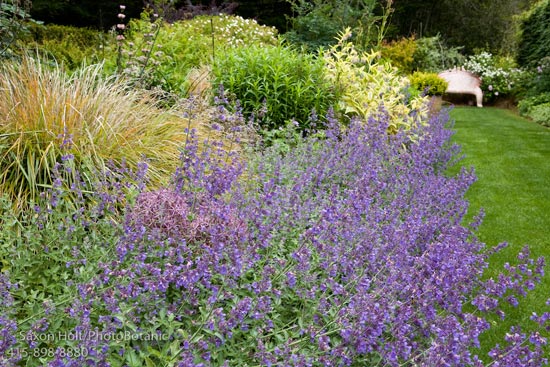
xmin=463 ymin=52 xmax=524 ymax=98
xmin=189 ymin=14 xmax=278 ymax=48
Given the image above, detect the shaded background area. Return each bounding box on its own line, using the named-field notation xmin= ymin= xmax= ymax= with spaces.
xmin=28 ymin=0 xmax=536 ymax=55
xmin=30 ymin=0 xmax=292 ymax=32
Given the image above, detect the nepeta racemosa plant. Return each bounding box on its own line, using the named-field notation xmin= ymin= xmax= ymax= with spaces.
xmin=0 ymin=273 xmax=19 ymax=366
xmin=1 ymin=105 xmax=548 ymax=366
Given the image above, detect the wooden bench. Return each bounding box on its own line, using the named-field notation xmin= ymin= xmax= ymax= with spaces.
xmin=438 ymin=68 xmax=483 ymax=107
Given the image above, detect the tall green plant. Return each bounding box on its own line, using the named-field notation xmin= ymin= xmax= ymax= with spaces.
xmin=412 ymin=35 xmax=465 ymax=72
xmin=24 ymin=23 xmax=103 ymax=70
xmin=212 ymin=43 xmax=337 ymax=132
xmin=0 ymin=0 xmax=33 ymax=58
xmin=104 ymin=13 xmax=278 ymax=97
xmin=380 ymin=36 xmax=417 ymax=74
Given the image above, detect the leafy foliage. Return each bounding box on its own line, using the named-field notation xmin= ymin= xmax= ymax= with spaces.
xmin=322 ymin=28 xmax=429 ymax=133
xmin=381 ymin=35 xmax=465 ymax=74
xmin=409 ymin=71 xmax=448 ymax=96
xmin=24 ymin=23 xmax=103 ymax=70
xmin=107 ymin=13 xmax=279 ymax=96
xmin=518 ymin=93 xmax=550 ymax=127
xmin=390 ymin=0 xmax=534 ymax=55
xmin=412 ymin=35 xmax=465 ymax=72
xmin=283 ymin=0 xmax=392 ymax=52
xmin=212 ymin=43 xmax=337 ymax=132
xmin=143 ymin=0 xmax=239 ymax=23
xmin=380 ymin=36 xmax=417 ymax=74
xmin=0 ymin=0 xmax=34 ymax=59
xmin=517 ymin=0 xmax=550 ymax=68
xmin=530 ymin=56 xmax=550 ymax=95
xmin=518 ymin=92 xmax=550 ymax=115
xmin=525 ymin=102 xmax=550 ymax=127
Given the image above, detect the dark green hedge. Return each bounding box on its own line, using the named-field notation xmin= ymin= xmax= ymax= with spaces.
xmin=517 ymin=0 xmax=550 ymax=68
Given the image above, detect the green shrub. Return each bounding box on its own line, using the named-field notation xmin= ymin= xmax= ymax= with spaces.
xmin=106 ymin=13 xmax=279 ymax=96
xmin=530 ymin=56 xmax=550 ymax=95
xmin=412 ymin=35 xmax=465 ymax=72
xmin=527 ymin=102 xmax=550 ymax=127
xmin=24 ymin=23 xmax=103 ymax=70
xmin=517 ymin=0 xmax=550 ymax=68
xmin=463 ymin=52 xmax=526 ymax=103
xmin=518 ymin=92 xmax=550 ymax=127
xmin=283 ymin=0 xmax=378 ymax=52
xmin=380 ymin=36 xmax=417 ymax=74
xmin=212 ymin=43 xmax=337 ymax=132
xmin=0 ymin=56 xmax=187 ymax=212
xmin=409 ymin=71 xmax=448 ymax=96
xmin=0 ymin=0 xmax=33 ymax=59
xmin=283 ymin=0 xmax=394 ymax=52
xmin=518 ymin=93 xmax=550 ymax=115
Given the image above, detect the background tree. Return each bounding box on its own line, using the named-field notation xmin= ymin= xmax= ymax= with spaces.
xmin=27 ymin=0 xmax=540 ymax=58
xmin=29 ymin=0 xmax=290 ymax=30
xmin=30 ymin=0 xmax=143 ymax=29
xmin=516 ymin=0 xmax=550 ymax=68
xmin=283 ymin=0 xmax=393 ymax=51
xmin=390 ymin=0 xmax=536 ymax=55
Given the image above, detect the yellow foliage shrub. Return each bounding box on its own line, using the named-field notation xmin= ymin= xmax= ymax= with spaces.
xmin=322 ymin=28 xmax=429 ymax=134
xmin=380 ymin=36 xmax=417 ymax=74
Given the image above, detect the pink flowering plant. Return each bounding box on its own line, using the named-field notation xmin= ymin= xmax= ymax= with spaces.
xmin=114 ymin=5 xmax=163 ymax=90
xmin=0 ymin=103 xmax=548 ymax=366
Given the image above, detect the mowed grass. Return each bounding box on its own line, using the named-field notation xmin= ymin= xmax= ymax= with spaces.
xmin=448 ymin=106 xmax=550 ymax=357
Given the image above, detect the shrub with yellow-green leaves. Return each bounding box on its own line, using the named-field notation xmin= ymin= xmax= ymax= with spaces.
xmin=380 ymin=36 xmax=417 ymax=74
xmin=322 ymin=28 xmax=429 ymax=134
xmin=24 ymin=23 xmax=103 ymax=71
xmin=409 ymin=72 xmax=448 ymax=96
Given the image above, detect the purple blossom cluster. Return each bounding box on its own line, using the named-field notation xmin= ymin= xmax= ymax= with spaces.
xmin=0 ymin=274 xmax=20 ymax=366
xmin=2 ymin=106 xmax=548 ymax=366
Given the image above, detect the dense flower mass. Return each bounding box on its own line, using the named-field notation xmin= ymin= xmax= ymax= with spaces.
xmin=0 ymin=106 xmax=548 ymax=366
xmin=462 ymin=52 xmax=525 ymax=102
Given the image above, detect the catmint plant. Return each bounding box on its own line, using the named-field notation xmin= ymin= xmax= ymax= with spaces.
xmin=1 ymin=100 xmax=548 ymax=366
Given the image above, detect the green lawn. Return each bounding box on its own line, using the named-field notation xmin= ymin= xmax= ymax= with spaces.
xmin=448 ymin=106 xmax=550 ymax=358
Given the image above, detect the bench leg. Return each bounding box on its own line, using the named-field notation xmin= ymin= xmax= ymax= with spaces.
xmin=475 ymin=89 xmax=483 ymax=107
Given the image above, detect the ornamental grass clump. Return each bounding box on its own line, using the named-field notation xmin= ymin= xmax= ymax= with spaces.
xmin=1 ymin=107 xmax=548 ymax=366
xmin=0 ymin=56 xmax=186 ymax=211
